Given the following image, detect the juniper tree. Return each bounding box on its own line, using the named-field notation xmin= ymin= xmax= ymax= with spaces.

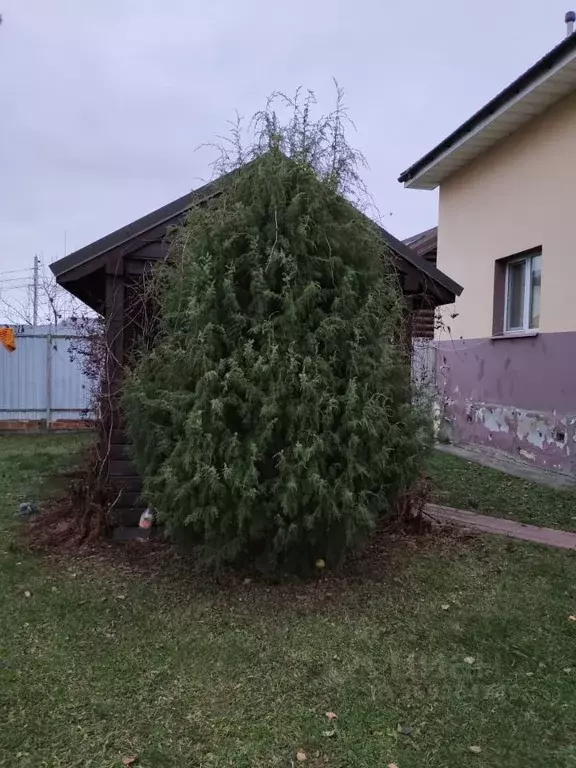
xmin=123 ymin=89 xmax=432 ymax=569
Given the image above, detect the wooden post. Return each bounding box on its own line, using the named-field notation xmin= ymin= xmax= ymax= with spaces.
xmin=101 ymin=255 xmax=125 ymax=468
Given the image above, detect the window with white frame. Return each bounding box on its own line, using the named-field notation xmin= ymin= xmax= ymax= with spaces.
xmin=504 ymin=252 xmax=541 ymax=332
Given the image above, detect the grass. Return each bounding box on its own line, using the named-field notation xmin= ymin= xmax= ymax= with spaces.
xmin=428 ymin=449 xmax=576 ymax=532
xmin=2 ymin=436 xmax=576 ymax=766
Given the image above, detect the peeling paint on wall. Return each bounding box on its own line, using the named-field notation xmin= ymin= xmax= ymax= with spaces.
xmin=444 ymin=398 xmax=575 ymax=472
xmin=435 ymin=335 xmax=576 ymax=476
xmin=475 ymin=404 xmax=510 ymax=434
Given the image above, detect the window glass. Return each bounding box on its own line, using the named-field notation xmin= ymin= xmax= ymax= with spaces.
xmin=506 ymin=260 xmax=525 ymax=330
xmin=530 ymin=254 xmax=541 ymax=329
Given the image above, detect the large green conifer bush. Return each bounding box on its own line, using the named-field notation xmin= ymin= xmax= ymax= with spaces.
xmin=123 ymin=92 xmax=432 ymax=568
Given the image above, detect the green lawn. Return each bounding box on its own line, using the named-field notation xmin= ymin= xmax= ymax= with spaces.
xmin=428 ymin=449 xmax=576 ymax=532
xmin=2 ymin=436 xmax=576 ymax=767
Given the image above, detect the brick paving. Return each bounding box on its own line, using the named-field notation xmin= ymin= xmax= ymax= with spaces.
xmin=425 ymin=503 xmax=576 ymax=551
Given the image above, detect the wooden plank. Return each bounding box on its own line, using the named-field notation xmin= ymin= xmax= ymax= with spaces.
xmin=105 ymin=254 xmax=125 ymax=371
xmin=125 ymin=239 xmax=167 ymax=261
xmin=109 ymin=443 xmax=131 ymax=461
xmin=56 ymin=252 xmax=107 ymax=284
xmin=112 ymin=476 xmax=142 ymax=492
xmin=110 ymin=429 xmax=130 ymax=445
xmin=101 ymin=407 xmax=126 ymax=430
xmin=124 ymin=258 xmax=157 ymax=276
xmin=115 ymin=490 xmax=143 ymax=509
xmin=109 ymin=507 xmax=145 ymax=527
xmin=109 ymin=460 xmax=139 ymax=477
xmin=100 ymin=260 xmax=126 ymax=484
xmin=116 ymin=219 xmax=182 ymax=256
xmin=411 ymin=301 xmax=435 ymax=339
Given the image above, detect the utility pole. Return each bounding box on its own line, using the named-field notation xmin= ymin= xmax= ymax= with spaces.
xmin=33 ymin=255 xmax=39 ymax=326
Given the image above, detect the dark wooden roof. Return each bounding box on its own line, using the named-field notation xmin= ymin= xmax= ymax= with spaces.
xmin=373 ymin=224 xmax=459 ymax=298
xmin=50 ymin=173 xmax=231 ymax=282
xmin=403 ymin=227 xmax=439 ymax=340
xmin=51 ymin=167 xmax=461 ymax=304
xmin=403 ymin=227 xmax=438 ymax=259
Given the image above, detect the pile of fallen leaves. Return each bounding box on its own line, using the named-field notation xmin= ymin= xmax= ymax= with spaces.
xmin=25 ymin=443 xmax=115 ymax=551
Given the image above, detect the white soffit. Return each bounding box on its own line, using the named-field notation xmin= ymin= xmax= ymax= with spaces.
xmin=405 ymin=54 xmax=576 ymax=190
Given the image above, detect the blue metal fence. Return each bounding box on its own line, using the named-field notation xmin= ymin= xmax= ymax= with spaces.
xmin=0 ymin=325 xmax=93 ymax=426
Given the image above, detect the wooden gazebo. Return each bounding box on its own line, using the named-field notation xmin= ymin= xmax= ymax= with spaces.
xmin=51 ymin=171 xmax=462 ymax=527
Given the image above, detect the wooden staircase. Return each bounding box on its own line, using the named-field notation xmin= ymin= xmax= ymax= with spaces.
xmin=104 ymin=427 xmax=145 ymax=529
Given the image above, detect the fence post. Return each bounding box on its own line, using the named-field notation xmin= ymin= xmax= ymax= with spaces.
xmin=45 ymin=331 xmax=52 ymax=429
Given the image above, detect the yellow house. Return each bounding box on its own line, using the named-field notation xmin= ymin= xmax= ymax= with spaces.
xmin=399 ymin=14 xmax=576 ymax=475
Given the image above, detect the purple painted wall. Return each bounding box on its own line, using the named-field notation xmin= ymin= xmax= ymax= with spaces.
xmin=436 ymin=332 xmax=576 ymax=475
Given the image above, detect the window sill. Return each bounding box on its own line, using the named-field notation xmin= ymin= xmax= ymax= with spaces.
xmin=491 ymin=330 xmax=539 ymax=341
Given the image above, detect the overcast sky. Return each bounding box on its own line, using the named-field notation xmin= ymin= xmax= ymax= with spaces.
xmin=0 ymin=0 xmax=572 ymax=296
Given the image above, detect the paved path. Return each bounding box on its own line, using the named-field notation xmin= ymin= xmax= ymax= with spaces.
xmin=425 ymin=503 xmax=576 ymax=550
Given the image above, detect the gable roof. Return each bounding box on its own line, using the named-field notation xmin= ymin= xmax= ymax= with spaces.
xmin=373 ymin=223 xmax=459 ymax=297
xmin=50 ymin=173 xmax=231 ymax=282
xmin=398 ymin=30 xmax=576 ymax=190
xmin=51 ymin=168 xmax=461 ymax=303
xmin=403 ymin=227 xmax=438 ymax=259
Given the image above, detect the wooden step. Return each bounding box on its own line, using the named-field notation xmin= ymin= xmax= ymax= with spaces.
xmin=114 ymin=490 xmax=143 ymax=509
xmin=109 ymin=459 xmax=138 ymax=477
xmin=109 ymin=507 xmax=145 ymax=527
xmin=111 ymin=475 xmax=142 ymax=492
xmin=108 ymin=443 xmax=131 ymax=461
xmin=110 ymin=429 xmax=130 ymax=445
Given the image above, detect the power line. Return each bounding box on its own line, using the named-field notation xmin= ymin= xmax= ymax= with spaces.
xmin=0 ymin=267 xmax=33 ymax=276
xmin=0 ymin=281 xmax=32 ymax=289
xmin=0 ymin=278 xmax=31 ymax=285
xmin=0 ymin=278 xmax=32 ymax=285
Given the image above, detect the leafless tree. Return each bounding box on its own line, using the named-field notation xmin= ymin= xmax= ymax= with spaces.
xmin=0 ymin=260 xmax=91 ymax=326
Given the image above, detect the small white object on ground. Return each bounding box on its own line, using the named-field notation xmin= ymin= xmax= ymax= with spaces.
xmin=139 ymin=507 xmax=154 ymax=530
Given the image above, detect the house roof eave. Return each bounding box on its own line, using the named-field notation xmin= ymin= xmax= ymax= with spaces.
xmin=398 ymin=31 xmax=576 ymax=190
